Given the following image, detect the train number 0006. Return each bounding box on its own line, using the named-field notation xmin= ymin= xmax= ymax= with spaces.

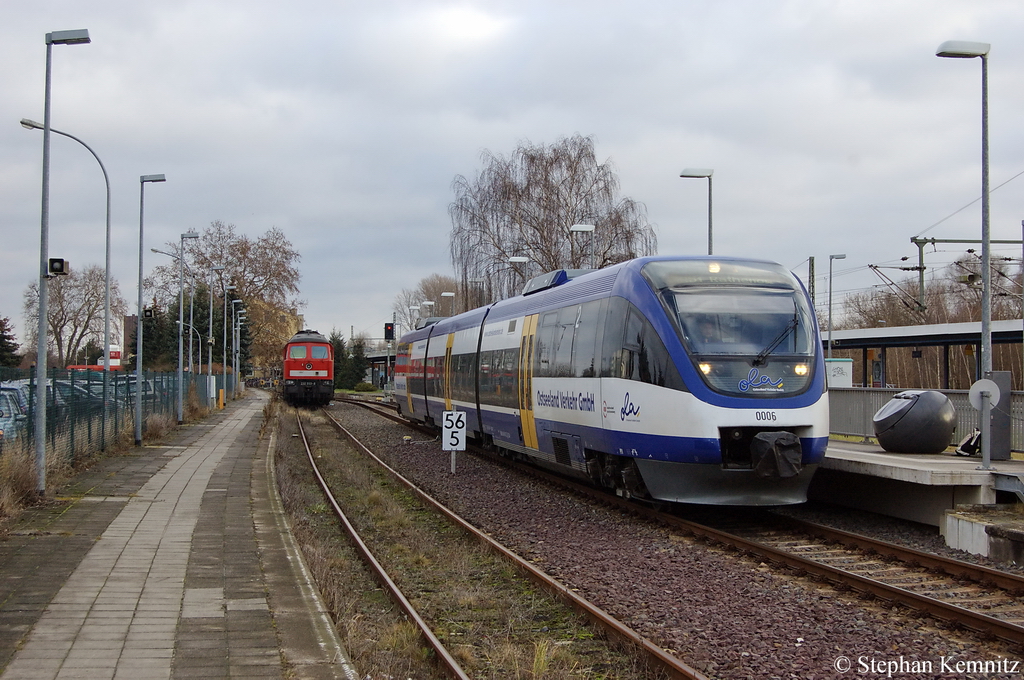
xmin=755 ymin=411 xmax=777 ymax=421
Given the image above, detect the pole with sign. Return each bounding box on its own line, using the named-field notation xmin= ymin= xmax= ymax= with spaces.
xmin=442 ymin=410 xmax=466 ymax=473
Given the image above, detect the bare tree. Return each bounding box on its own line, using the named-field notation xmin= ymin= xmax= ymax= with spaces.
xmin=22 ymin=264 xmax=128 ymax=367
xmin=147 ymin=220 xmax=304 ymax=372
xmin=449 ymin=134 xmax=657 ymax=301
xmin=391 ymin=274 xmax=460 ymax=334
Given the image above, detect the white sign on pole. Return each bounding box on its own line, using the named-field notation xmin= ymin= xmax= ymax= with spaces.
xmin=442 ymin=410 xmax=466 ymax=474
xmin=442 ymin=410 xmax=466 ymax=451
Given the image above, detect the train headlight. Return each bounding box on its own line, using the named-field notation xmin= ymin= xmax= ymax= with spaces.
xmin=708 ymin=262 xmax=721 ymax=273
xmin=794 ymin=364 xmax=809 ymax=376
xmin=699 ymin=362 xmax=712 ymax=375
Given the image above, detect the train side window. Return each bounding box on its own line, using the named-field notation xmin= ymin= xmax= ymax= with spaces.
xmin=552 ymin=306 xmax=577 ymax=377
xmin=502 ymin=347 xmax=520 ymax=408
xmin=572 ymin=299 xmax=604 ymax=378
xmin=599 ymin=297 xmax=627 ymax=378
xmin=311 ymin=346 xmax=329 ymax=359
xmin=289 ymin=346 xmax=307 ymax=359
xmin=478 ymin=350 xmax=493 ymax=397
xmin=534 ymin=312 xmax=559 ymax=377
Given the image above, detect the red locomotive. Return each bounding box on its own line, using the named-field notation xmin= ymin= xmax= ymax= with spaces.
xmin=282 ymin=329 xmax=334 ymax=406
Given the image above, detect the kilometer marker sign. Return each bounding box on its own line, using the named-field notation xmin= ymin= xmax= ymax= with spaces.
xmin=442 ymin=410 xmax=466 ymax=474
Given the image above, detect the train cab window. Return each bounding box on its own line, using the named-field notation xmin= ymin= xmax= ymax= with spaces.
xmin=311 ymin=346 xmax=329 ymax=359
xmin=289 ymin=346 xmax=307 ymax=359
xmin=601 ymin=297 xmax=685 ymax=391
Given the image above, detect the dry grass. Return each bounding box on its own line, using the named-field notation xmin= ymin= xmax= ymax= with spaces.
xmin=0 ymin=449 xmax=39 ymax=518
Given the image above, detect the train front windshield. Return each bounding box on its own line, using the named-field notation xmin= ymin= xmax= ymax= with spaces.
xmin=643 ymin=260 xmax=817 ymax=397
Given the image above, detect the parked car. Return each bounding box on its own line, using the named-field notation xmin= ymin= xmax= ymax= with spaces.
xmin=0 ymin=384 xmax=29 ymax=416
xmin=0 ymin=390 xmax=29 ymax=450
xmin=1 ymin=380 xmax=69 ymax=423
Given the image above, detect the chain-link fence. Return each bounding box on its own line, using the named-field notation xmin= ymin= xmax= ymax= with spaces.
xmin=0 ymin=367 xmax=237 ymax=464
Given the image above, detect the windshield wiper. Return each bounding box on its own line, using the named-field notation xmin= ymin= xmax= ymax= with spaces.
xmin=752 ymin=307 xmax=798 ymax=367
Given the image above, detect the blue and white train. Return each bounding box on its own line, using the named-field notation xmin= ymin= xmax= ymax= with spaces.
xmin=394 ymin=256 xmax=829 ymax=505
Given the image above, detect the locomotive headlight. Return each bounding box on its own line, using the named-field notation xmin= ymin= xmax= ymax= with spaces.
xmin=699 ymin=362 xmax=712 ymax=375
xmin=794 ymin=363 xmax=809 ymax=376
xmin=708 ymin=262 xmax=721 ymax=274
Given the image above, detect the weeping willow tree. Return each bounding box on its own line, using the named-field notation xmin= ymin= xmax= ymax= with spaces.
xmin=449 ymin=135 xmax=657 ymax=305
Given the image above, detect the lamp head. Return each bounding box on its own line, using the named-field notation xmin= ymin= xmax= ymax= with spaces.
xmin=140 ymin=174 xmax=166 ymax=183
xmin=936 ymin=40 xmax=990 ymax=58
xmin=570 ymin=223 xmax=595 ymax=233
xmin=680 ymin=168 xmax=714 ymax=178
xmin=20 ymin=118 xmax=43 ymax=131
xmin=182 ymin=231 xmax=199 ymax=240
xmin=46 ymin=29 xmax=90 ymax=45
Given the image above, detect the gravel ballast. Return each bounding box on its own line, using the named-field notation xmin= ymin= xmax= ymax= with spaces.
xmin=329 ymin=403 xmax=1024 ymax=679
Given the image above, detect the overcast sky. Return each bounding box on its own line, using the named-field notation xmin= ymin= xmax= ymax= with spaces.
xmin=3 ymin=1 xmax=1024 ymax=351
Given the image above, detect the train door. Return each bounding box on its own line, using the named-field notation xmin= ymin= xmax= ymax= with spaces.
xmin=518 ymin=314 xmax=539 ymax=449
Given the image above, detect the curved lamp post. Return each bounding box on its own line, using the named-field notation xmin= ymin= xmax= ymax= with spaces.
xmin=21 ymin=116 xmax=113 ymax=449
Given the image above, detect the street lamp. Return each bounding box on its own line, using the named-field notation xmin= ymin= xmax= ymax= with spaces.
xmin=234 ymin=305 xmax=246 ymax=394
xmin=207 ymin=265 xmax=224 ymax=408
xmin=441 ymin=291 xmax=455 ymax=316
xmin=679 ymin=168 xmax=714 ymax=255
xmin=176 ymin=232 xmax=199 ymax=423
xmin=223 ymin=285 xmax=236 ymax=401
xmin=409 ymin=306 xmax=420 ymax=329
xmin=509 ymin=257 xmax=529 ymax=294
xmin=420 ymin=300 xmax=435 ymax=319
xmin=21 ymin=116 xmax=113 ymax=448
xmin=828 ymin=254 xmax=846 ymax=360
xmin=32 ymin=28 xmax=90 ymax=494
xmin=135 ymin=174 xmax=166 ymax=446
xmin=569 ymin=224 xmax=595 ymax=269
xmin=231 ymin=299 xmax=242 ymax=397
xmin=936 ymin=40 xmax=991 ymax=377
xmin=152 ymin=248 xmax=198 ymax=374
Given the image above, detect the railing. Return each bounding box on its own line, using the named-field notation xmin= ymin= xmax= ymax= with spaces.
xmin=830 ymin=387 xmax=1024 ymax=451
xmin=0 ymin=367 xmax=238 ymax=467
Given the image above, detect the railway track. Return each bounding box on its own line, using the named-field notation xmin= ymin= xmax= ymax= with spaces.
xmin=337 ymin=396 xmax=1024 ymax=649
xmin=297 ymin=406 xmax=707 ymax=679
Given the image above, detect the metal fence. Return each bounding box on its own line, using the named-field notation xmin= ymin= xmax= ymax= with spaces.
xmin=830 ymin=387 xmax=1024 ymax=451
xmin=0 ymin=367 xmax=237 ymax=464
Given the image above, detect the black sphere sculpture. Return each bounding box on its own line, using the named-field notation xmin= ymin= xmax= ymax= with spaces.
xmin=872 ymin=390 xmax=957 ymax=454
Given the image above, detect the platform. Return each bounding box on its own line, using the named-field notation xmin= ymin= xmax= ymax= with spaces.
xmin=0 ymin=391 xmax=356 ymax=680
xmin=810 ymin=439 xmax=1024 ymax=559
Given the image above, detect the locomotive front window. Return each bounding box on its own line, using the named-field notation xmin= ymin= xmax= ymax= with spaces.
xmin=669 ymin=288 xmax=815 ymax=396
xmin=673 ymin=289 xmax=813 ymax=358
xmin=289 ymin=346 xmax=307 ymax=359
xmin=311 ymin=346 xmax=329 ymax=359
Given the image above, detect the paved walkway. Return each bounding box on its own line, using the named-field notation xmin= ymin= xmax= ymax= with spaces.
xmin=0 ymin=391 xmax=356 ymax=679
